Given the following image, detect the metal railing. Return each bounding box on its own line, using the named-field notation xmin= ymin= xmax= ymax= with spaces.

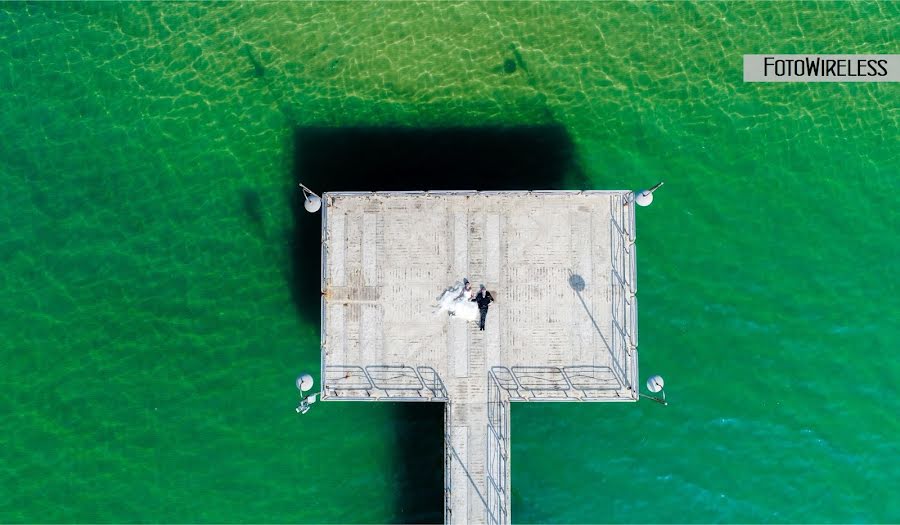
xmin=609 ymin=193 xmax=638 ymax=392
xmin=486 ymin=370 xmax=509 ymax=525
xmin=444 ymin=402 xmax=453 ymax=524
xmin=490 ymin=365 xmax=629 ymax=401
xmin=322 ymin=364 xmax=448 ymax=401
xmin=483 ymin=363 xmax=632 ymax=525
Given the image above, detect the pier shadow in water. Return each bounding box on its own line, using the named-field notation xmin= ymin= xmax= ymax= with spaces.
xmin=289 ymin=125 xmax=582 ymax=522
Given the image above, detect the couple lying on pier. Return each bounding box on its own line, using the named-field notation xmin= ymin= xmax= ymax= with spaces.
xmin=434 ymin=278 xmax=494 ymax=330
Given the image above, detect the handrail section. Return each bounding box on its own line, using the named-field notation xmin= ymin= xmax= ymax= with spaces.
xmin=323 ymin=364 xmax=449 ymax=401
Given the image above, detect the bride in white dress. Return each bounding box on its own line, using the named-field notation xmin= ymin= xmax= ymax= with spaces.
xmin=434 ymin=278 xmax=479 ymax=322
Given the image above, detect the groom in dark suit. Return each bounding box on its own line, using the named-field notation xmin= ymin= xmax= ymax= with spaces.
xmin=472 ymin=284 xmax=494 ymax=331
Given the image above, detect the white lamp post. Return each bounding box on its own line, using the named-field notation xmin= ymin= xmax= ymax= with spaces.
xmin=639 ymin=374 xmax=667 ymax=405
xmin=627 ymin=181 xmax=664 ymax=207
xmin=296 ymin=373 xmax=319 ymax=414
xmin=299 ymin=183 xmax=322 ymax=213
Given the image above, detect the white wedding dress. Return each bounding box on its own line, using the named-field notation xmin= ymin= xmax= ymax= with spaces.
xmin=434 ymin=280 xmax=480 ymax=322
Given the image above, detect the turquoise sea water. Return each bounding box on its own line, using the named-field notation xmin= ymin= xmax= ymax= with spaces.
xmin=1 ymin=2 xmax=897 ymax=523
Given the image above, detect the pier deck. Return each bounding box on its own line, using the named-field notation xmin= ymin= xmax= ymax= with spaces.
xmin=320 ymin=191 xmax=639 ymax=524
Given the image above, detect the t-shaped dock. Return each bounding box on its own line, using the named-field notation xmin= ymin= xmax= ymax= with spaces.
xmin=319 ymin=191 xmax=639 ymax=524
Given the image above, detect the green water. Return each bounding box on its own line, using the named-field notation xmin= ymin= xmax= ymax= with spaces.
xmin=1 ymin=2 xmax=898 ymax=523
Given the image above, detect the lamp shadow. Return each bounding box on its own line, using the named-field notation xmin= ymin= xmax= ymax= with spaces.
xmin=289 ymin=125 xmax=583 ymax=523
xmin=567 ymin=271 xmax=627 ymax=385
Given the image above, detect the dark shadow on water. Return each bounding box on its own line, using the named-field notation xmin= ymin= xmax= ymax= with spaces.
xmin=240 ymin=187 xmax=267 ymax=239
xmin=387 ymin=402 xmax=445 ymax=523
xmin=243 ymin=45 xmax=265 ymax=78
xmin=288 ymin=125 xmax=582 ymax=522
xmin=289 ymin=125 xmax=584 ymax=323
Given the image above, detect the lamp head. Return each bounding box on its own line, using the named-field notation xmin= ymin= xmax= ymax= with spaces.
xmin=646 ymin=375 xmax=664 ymax=393
xmin=304 ymin=194 xmax=322 ymax=213
xmin=297 ymin=373 xmax=314 ymax=392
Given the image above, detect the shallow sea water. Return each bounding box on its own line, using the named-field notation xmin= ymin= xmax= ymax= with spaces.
xmin=0 ymin=2 xmax=897 ymax=523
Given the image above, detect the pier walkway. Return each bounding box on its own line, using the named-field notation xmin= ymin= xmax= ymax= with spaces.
xmin=319 ymin=191 xmax=639 ymax=524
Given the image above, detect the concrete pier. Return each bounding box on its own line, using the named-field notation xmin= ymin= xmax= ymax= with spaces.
xmin=319 ymin=191 xmax=639 ymax=524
